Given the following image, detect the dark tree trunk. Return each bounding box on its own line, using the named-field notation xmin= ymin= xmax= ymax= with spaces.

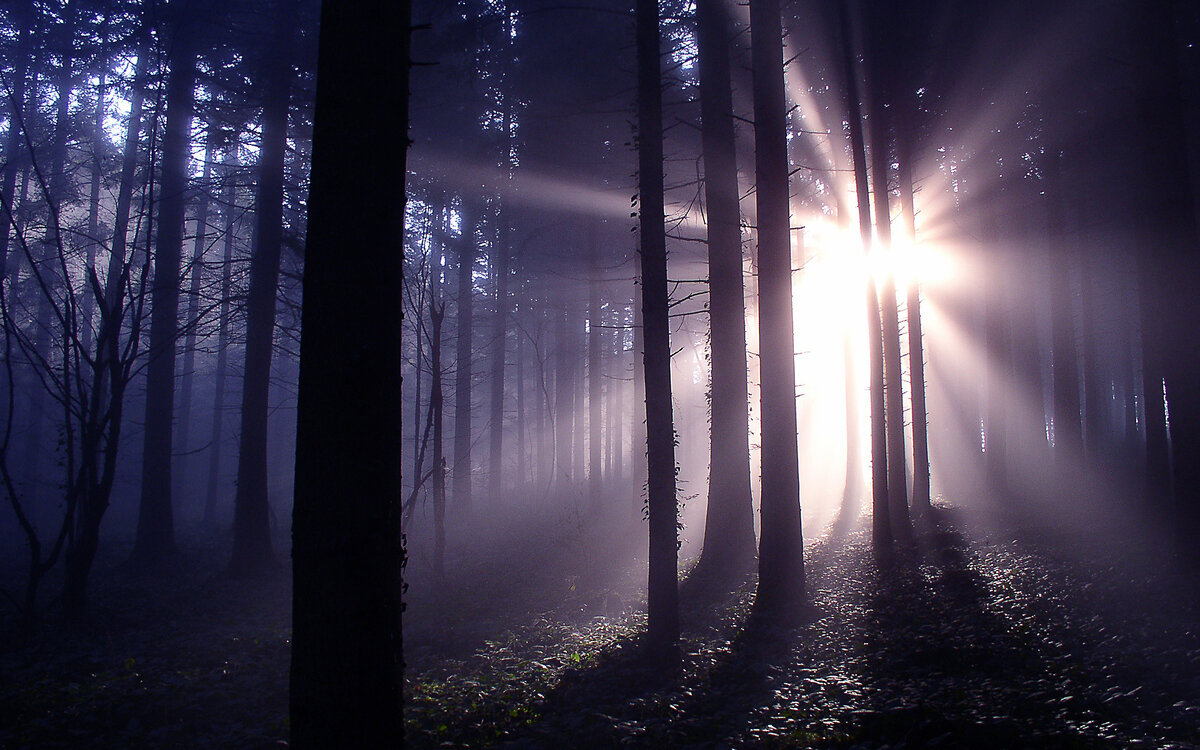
xmin=838 ymin=0 xmax=890 ymax=553
xmin=586 ymin=232 xmax=603 ymax=503
xmin=488 ymin=221 xmax=509 ymax=498
xmin=453 ymin=210 xmax=475 ymax=510
xmin=1046 ymin=149 xmax=1083 ymax=465
xmin=289 ymin=0 xmax=409 ymax=745
xmin=204 ymin=155 xmax=237 ymax=529
xmin=430 ymin=227 xmax=447 ymax=579
xmin=865 ymin=17 xmax=912 ymax=540
xmin=694 ymin=0 xmax=756 ymax=579
xmin=229 ymin=0 xmax=295 ymax=578
xmin=636 ymin=0 xmax=680 ymax=656
xmin=750 ymin=0 xmax=804 ymax=613
xmin=554 ymin=294 xmax=572 ymax=492
xmin=133 ymin=8 xmax=197 ymax=564
xmin=0 ymin=0 xmax=32 ymax=281
xmin=895 ymin=103 xmax=930 ymax=518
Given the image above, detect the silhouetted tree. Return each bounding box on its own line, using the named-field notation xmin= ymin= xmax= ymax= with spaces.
xmin=636 ymin=0 xmax=680 ymax=657
xmin=750 ymin=0 xmax=804 ymax=612
xmin=289 ymin=0 xmax=409 ymax=745
xmin=693 ymin=0 xmax=757 ymax=580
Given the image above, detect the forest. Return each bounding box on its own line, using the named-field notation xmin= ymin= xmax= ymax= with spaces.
xmin=2 ymin=0 xmax=1199 ymax=747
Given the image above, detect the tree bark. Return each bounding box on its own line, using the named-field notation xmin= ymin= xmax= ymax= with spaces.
xmin=636 ymin=0 xmax=680 ymax=656
xmin=694 ymin=0 xmax=757 ymax=579
xmin=750 ymin=0 xmax=804 ymax=613
xmin=133 ymin=6 xmax=197 ymax=564
xmin=289 ymin=0 xmax=409 ymax=744
xmin=837 ymin=0 xmax=890 ymax=553
xmin=453 ymin=208 xmax=475 ymax=510
xmin=229 ymin=0 xmax=295 ymax=578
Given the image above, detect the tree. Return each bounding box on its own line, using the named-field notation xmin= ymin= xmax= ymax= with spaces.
xmin=750 ymin=0 xmax=804 ymax=613
xmin=229 ymin=0 xmax=297 ymax=578
xmin=288 ymin=0 xmax=409 ymax=745
xmin=133 ymin=2 xmax=198 ymax=565
xmin=837 ymin=0 xmax=890 ymax=554
xmin=692 ymin=0 xmax=757 ymax=580
xmin=636 ymin=0 xmax=679 ymax=657
xmin=866 ymin=4 xmax=913 ymax=540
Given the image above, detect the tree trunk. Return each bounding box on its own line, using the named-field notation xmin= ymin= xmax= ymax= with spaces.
xmin=489 ymin=216 xmax=509 ymax=497
xmin=453 ymin=209 xmax=475 ymax=510
xmin=693 ymin=0 xmax=756 ymax=579
xmin=0 ymin=0 xmax=32 ymax=282
xmin=133 ymin=9 xmax=197 ymax=565
xmin=229 ymin=0 xmax=295 ymax=578
xmin=636 ymin=0 xmax=680 ymax=656
xmin=838 ymin=0 xmax=890 ymax=553
xmin=750 ymin=0 xmax=804 ymax=613
xmin=289 ymin=0 xmax=408 ymax=744
xmin=865 ymin=19 xmax=912 ymax=540
xmin=203 ymin=155 xmax=237 ymax=530
xmin=176 ymin=138 xmax=214 ymax=504
xmin=895 ymin=101 xmax=930 ymax=518
xmin=588 ymin=230 xmax=602 ymax=504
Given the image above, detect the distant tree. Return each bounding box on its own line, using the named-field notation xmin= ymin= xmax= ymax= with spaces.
xmin=289 ymin=0 xmax=409 ymax=745
xmin=636 ymin=0 xmax=680 ymax=656
xmin=453 ymin=204 xmax=476 ymax=510
xmin=749 ymin=0 xmax=805 ymax=613
xmin=692 ymin=0 xmax=757 ymax=580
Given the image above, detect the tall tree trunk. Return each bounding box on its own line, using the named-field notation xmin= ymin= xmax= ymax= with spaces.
xmin=588 ymin=230 xmax=602 ymax=503
xmin=133 ymin=7 xmax=197 ymax=564
xmin=229 ymin=0 xmax=295 ymax=578
xmin=838 ymin=0 xmax=890 ymax=553
xmin=0 ymin=0 xmax=32 ymax=282
xmin=175 ymin=137 xmax=214 ymax=513
xmin=694 ymin=0 xmax=756 ymax=578
xmin=749 ymin=0 xmax=804 ymax=613
xmin=1046 ymin=149 xmax=1083 ymax=465
xmin=203 ymin=155 xmax=238 ymax=529
xmin=430 ymin=226 xmax=447 ymax=578
xmin=453 ymin=209 xmax=475 ymax=510
xmin=636 ymin=0 xmax=680 ymax=656
xmin=895 ymin=103 xmax=930 ymax=518
xmin=289 ymin=0 xmax=409 ymax=744
xmin=866 ymin=20 xmax=912 ymax=540
xmin=489 ymin=216 xmax=509 ymax=497
xmin=553 ymin=293 xmax=572 ymax=492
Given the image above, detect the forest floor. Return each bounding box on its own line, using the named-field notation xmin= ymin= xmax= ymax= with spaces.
xmin=2 ymin=503 xmax=1199 ymax=749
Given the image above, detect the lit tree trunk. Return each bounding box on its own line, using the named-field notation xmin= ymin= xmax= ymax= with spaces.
xmin=838 ymin=0 xmax=890 ymax=552
xmin=453 ymin=209 xmax=475 ymax=510
xmin=750 ymin=0 xmax=804 ymax=613
xmin=694 ymin=0 xmax=756 ymax=578
xmin=82 ymin=52 xmax=107 ymax=357
xmin=229 ymin=0 xmax=295 ymax=577
xmin=134 ymin=9 xmax=196 ymax=564
xmin=289 ymin=0 xmax=408 ymax=744
xmin=636 ymin=0 xmax=679 ymax=656
xmin=204 ymin=154 xmax=237 ymax=529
